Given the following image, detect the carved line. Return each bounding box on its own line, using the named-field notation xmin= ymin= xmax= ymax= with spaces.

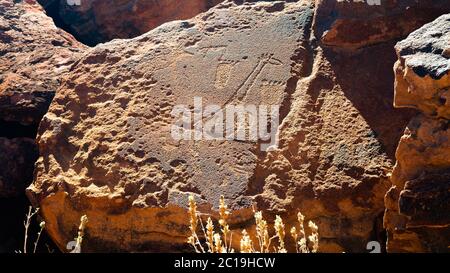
xmin=223 ymin=53 xmax=283 ymax=106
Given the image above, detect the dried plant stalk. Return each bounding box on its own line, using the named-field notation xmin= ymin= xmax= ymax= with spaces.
xmin=187 ymin=195 xmax=205 ymax=253
xmin=274 ymin=215 xmax=286 ymax=253
xmin=23 ymin=206 xmax=39 ymax=254
xmin=33 ymin=221 xmax=46 ymax=253
xmin=187 ymin=195 xmax=319 ymax=253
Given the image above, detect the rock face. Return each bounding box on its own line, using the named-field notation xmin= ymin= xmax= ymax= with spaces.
xmin=0 ymin=0 xmax=84 ymax=196
xmin=0 ymin=0 xmax=85 ymax=127
xmin=385 ymin=14 xmax=450 ymax=253
xmin=38 ymin=0 xmax=224 ymax=46
xmin=0 ymin=0 xmax=84 ymax=252
xmin=27 ymin=0 xmax=419 ymax=253
xmin=0 ymin=0 xmax=84 ymax=195
xmin=313 ymin=0 xmax=450 ymax=49
xmin=393 ymin=15 xmax=450 ymax=117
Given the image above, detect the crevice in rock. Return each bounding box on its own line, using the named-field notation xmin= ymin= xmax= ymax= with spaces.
xmin=0 ymin=120 xmax=40 ymax=139
xmin=370 ymin=212 xmax=387 ymax=253
xmin=37 ymin=0 xmax=85 ymax=45
xmin=0 ymin=118 xmax=41 ymax=252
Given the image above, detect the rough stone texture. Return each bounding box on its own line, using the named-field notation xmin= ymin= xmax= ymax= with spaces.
xmin=0 ymin=0 xmax=85 ymax=126
xmin=313 ymin=0 xmax=450 ymax=49
xmin=0 ymin=137 xmax=38 ymax=198
xmin=27 ymin=0 xmax=416 ymax=253
xmin=385 ymin=15 xmax=450 ymax=253
xmin=38 ymin=0 xmax=224 ymax=46
xmin=394 ymin=14 xmax=450 ymax=118
xmin=385 ymin=116 xmax=450 ymax=252
xmin=399 ymin=172 xmax=450 ymax=227
xmin=0 ymin=0 xmax=85 ymax=252
xmin=251 ymin=44 xmax=404 ymax=252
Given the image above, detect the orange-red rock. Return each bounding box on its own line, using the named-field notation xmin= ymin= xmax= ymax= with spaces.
xmin=385 ymin=116 xmax=450 ymax=252
xmin=0 ymin=0 xmax=85 ymax=126
xmin=385 ymin=14 xmax=450 ymax=253
xmin=313 ymin=0 xmax=450 ymax=49
xmin=0 ymin=0 xmax=85 ymax=199
xmin=0 ymin=0 xmax=88 ymax=252
xmin=27 ymin=0 xmax=418 ymax=253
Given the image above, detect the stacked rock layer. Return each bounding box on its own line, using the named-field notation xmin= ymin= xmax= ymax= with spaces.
xmin=384 ymin=14 xmax=450 ymax=253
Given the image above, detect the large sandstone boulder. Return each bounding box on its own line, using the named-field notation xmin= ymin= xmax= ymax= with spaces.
xmin=385 ymin=14 xmax=450 ymax=253
xmin=313 ymin=0 xmax=450 ymax=49
xmin=28 ymin=0 xmax=416 ymax=253
xmin=38 ymin=0 xmax=224 ymax=45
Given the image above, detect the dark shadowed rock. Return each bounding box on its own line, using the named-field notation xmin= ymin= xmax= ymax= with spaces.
xmin=0 ymin=137 xmax=38 ymax=198
xmin=399 ymin=172 xmax=450 ymax=227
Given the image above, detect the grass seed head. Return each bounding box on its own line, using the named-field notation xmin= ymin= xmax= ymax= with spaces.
xmin=240 ymin=229 xmax=253 ymax=253
xmin=274 ymin=215 xmax=286 ymax=253
xmin=206 ymin=217 xmax=215 ymax=252
xmin=188 ymin=195 xmax=198 ymax=232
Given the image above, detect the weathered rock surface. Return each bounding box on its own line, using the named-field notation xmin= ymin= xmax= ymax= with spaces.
xmin=38 ymin=0 xmax=224 ymax=46
xmin=0 ymin=0 xmax=85 ymax=252
xmin=28 ymin=0 xmax=417 ymax=253
xmin=400 ymin=172 xmax=450 ymax=227
xmin=0 ymin=138 xmax=38 ymax=198
xmin=394 ymin=14 xmax=450 ymax=118
xmin=385 ymin=116 xmax=450 ymax=252
xmin=0 ymin=0 xmax=85 ymax=126
xmin=313 ymin=0 xmax=450 ymax=49
xmin=385 ymin=15 xmax=450 ymax=253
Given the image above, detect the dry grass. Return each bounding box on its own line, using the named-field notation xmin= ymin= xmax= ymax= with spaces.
xmin=187 ymin=195 xmax=319 ymax=253
xmin=18 ymin=207 xmax=88 ymax=254
xmin=18 ymin=206 xmax=45 ymax=253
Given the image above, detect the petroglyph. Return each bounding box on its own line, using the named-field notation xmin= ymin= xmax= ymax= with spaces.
xmin=183 ymin=44 xmax=227 ymax=56
xmin=259 ymin=79 xmax=286 ymax=105
xmin=215 ymin=59 xmax=238 ymax=89
xmin=224 ymin=53 xmax=283 ymax=106
xmin=28 ymin=2 xmax=318 ymax=252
